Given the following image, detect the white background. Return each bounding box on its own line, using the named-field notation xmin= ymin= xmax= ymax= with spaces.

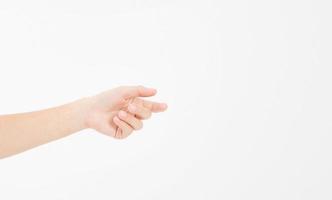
xmin=0 ymin=0 xmax=331 ymax=199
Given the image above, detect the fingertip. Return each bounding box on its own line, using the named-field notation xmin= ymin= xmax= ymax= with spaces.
xmin=138 ymin=86 xmax=157 ymax=97
xmin=146 ymin=88 xmax=157 ymax=96
xmin=113 ymin=116 xmax=120 ymax=123
xmin=151 ymin=88 xmax=157 ymax=94
xmin=155 ymin=103 xmax=168 ymax=112
xmin=118 ymin=110 xmax=127 ymax=118
xmin=160 ymin=103 xmax=168 ymax=110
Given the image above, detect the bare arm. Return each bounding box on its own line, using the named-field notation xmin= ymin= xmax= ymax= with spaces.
xmin=0 ymin=86 xmax=167 ymax=159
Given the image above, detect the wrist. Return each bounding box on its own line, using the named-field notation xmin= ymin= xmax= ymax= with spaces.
xmin=68 ymin=97 xmax=95 ymax=131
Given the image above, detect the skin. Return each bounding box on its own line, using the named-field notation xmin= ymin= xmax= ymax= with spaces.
xmin=0 ymin=86 xmax=168 ymax=159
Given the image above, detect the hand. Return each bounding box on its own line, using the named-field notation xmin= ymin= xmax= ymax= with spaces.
xmin=84 ymin=86 xmax=168 ymax=139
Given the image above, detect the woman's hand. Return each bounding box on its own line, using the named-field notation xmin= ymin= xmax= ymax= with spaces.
xmin=84 ymin=86 xmax=168 ymax=139
xmin=0 ymin=85 xmax=167 ymax=159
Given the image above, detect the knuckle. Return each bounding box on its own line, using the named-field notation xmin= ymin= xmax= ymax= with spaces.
xmin=118 ymin=134 xmax=127 ymax=139
xmin=145 ymin=112 xmax=152 ymax=119
xmin=113 ymin=128 xmax=121 ymax=138
xmin=137 ymin=122 xmax=143 ymax=130
xmin=134 ymin=122 xmax=142 ymax=130
xmin=117 ymin=136 xmax=126 ymax=140
xmin=129 ymin=128 xmax=134 ymax=134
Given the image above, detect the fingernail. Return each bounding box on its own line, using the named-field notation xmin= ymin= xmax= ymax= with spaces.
xmin=114 ymin=116 xmax=120 ymax=122
xmin=119 ymin=111 xmax=127 ymax=118
xmin=160 ymin=103 xmax=168 ymax=110
xmin=129 ymin=104 xmax=137 ymax=112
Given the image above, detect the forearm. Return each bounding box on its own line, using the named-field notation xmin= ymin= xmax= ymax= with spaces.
xmin=0 ymin=98 xmax=91 ymax=159
xmin=0 ymin=86 xmax=167 ymax=159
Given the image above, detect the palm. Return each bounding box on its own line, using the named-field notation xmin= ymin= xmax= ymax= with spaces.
xmin=85 ymin=86 xmax=157 ymax=137
xmin=86 ymin=98 xmax=129 ymax=137
xmin=98 ymin=98 xmax=148 ymax=134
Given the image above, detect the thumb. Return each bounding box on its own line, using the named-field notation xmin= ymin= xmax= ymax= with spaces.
xmin=120 ymin=86 xmax=157 ymax=99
